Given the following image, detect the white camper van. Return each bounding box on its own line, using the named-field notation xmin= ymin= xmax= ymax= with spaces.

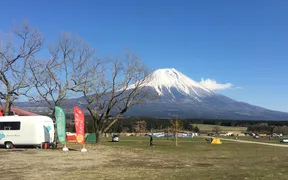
xmin=0 ymin=115 xmax=55 ymax=149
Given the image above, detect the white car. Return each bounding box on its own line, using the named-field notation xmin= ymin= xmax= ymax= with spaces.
xmin=280 ymin=138 xmax=288 ymax=143
xmin=112 ymin=135 xmax=119 ymax=142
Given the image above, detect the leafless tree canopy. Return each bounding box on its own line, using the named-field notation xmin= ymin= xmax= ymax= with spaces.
xmin=28 ymin=32 xmax=98 ymax=113
xmin=1 ymin=22 xmax=151 ymax=143
xmin=0 ymin=22 xmax=43 ymax=114
xmin=212 ymin=125 xmax=221 ymax=135
xmin=77 ymin=51 xmax=152 ymax=143
xmin=134 ymin=120 xmax=147 ymax=134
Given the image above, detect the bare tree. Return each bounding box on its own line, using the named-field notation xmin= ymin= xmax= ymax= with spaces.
xmin=28 ymin=32 xmax=97 ymax=116
xmin=212 ymin=125 xmax=221 ymax=136
xmin=0 ymin=22 xmax=43 ymax=115
xmin=135 ymin=120 xmax=147 ymax=142
xmin=77 ymin=52 xmax=152 ymax=143
xmin=135 ymin=120 xmax=147 ymax=135
xmin=170 ymin=118 xmax=183 ymax=146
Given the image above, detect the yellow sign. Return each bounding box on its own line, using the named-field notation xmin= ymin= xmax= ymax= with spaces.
xmin=76 ymin=134 xmax=84 ymax=143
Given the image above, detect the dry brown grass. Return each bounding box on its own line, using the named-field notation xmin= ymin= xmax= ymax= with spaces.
xmin=0 ymin=145 xmax=114 ymax=180
xmin=0 ymin=144 xmax=184 ymax=180
xmin=0 ymin=137 xmax=288 ymax=180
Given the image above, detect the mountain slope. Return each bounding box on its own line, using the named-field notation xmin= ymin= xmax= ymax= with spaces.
xmin=122 ymin=68 xmax=288 ymax=120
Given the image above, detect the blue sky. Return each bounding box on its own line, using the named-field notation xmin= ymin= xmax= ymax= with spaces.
xmin=1 ymin=0 xmax=288 ymax=112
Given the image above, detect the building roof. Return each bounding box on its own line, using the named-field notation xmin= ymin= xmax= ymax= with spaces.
xmin=0 ymin=107 xmax=39 ymax=116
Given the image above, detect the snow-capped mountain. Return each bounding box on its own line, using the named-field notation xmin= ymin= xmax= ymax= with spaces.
xmin=140 ymin=68 xmax=214 ymax=97
xmin=123 ymin=68 xmax=288 ymax=120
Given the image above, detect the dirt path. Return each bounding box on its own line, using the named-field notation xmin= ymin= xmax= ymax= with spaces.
xmin=216 ymin=137 xmax=288 ymax=148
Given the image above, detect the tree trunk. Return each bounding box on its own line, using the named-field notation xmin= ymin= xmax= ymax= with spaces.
xmin=93 ymin=119 xmax=100 ymax=144
xmin=4 ymin=93 xmax=11 ymax=116
xmin=175 ymin=130 xmax=178 ymax=146
xmin=95 ymin=131 xmax=102 ymax=144
xmin=176 ymin=133 xmax=178 ymax=146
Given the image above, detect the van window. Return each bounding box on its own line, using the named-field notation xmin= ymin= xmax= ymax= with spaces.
xmin=0 ymin=122 xmax=21 ymax=130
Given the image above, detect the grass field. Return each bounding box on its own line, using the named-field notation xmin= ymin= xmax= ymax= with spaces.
xmin=220 ymin=135 xmax=287 ymax=144
xmin=1 ymin=136 xmax=287 ymax=180
xmin=192 ymin=124 xmax=247 ymax=132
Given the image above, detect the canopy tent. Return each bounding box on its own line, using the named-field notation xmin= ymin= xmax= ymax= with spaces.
xmin=85 ymin=133 xmax=96 ymax=143
xmin=211 ymin=138 xmax=222 ymax=144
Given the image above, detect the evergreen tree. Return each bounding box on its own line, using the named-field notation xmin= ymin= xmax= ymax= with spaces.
xmin=194 ymin=126 xmax=200 ymax=133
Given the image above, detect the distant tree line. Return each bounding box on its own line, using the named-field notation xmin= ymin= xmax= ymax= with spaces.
xmin=49 ymin=113 xmax=288 ymax=135
xmin=62 ymin=116 xmax=286 ymax=134
xmin=65 ymin=116 xmax=202 ymax=133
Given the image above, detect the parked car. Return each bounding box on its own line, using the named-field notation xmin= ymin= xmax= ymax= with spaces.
xmin=280 ymin=138 xmax=288 ymax=143
xmin=253 ymin=135 xmax=259 ymax=139
xmin=112 ymin=134 xmax=119 ymax=142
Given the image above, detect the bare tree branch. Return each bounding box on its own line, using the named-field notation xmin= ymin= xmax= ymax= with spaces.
xmin=27 ymin=32 xmax=98 ymax=117
xmin=77 ymin=51 xmax=152 ymax=143
xmin=0 ymin=21 xmax=43 ymax=115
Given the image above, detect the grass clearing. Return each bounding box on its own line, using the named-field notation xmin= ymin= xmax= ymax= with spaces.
xmin=1 ymin=136 xmax=287 ymax=180
xmin=220 ymin=135 xmax=286 ymax=144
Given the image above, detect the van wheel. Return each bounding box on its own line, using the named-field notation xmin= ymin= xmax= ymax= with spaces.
xmin=5 ymin=142 xmax=14 ymax=149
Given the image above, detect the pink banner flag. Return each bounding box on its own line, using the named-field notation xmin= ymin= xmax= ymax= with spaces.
xmin=74 ymin=106 xmax=85 ymax=144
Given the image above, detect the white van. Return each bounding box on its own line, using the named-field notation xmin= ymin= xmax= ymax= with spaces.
xmin=0 ymin=115 xmax=55 ymax=149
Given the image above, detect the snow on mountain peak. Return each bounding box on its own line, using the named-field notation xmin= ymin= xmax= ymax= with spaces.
xmin=144 ymin=68 xmax=213 ymax=97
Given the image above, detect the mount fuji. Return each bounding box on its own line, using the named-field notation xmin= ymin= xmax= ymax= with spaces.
xmin=16 ymin=68 xmax=288 ymax=120
xmin=122 ymin=68 xmax=288 ymax=120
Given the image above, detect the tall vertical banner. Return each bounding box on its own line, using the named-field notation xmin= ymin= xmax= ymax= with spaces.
xmin=55 ymin=106 xmax=66 ymax=143
xmin=74 ymin=106 xmax=85 ymax=145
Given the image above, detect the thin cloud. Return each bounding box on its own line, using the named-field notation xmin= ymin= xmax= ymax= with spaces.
xmin=233 ymin=86 xmax=243 ymax=90
xmin=199 ymin=78 xmax=233 ymax=91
